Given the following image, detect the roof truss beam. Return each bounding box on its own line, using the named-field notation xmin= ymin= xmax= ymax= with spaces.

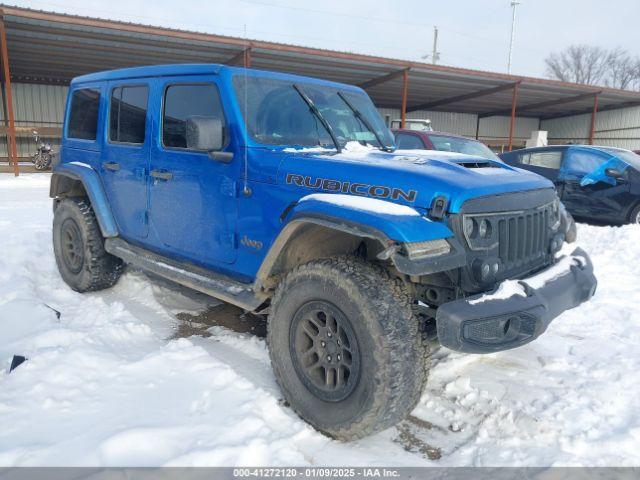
xmin=407 ymin=82 xmax=519 ymax=112
xmin=226 ymin=47 xmax=251 ymax=66
xmin=540 ymin=100 xmax=640 ymax=121
xmin=359 ymin=67 xmax=410 ymax=89
xmin=480 ymin=91 xmax=600 ymax=118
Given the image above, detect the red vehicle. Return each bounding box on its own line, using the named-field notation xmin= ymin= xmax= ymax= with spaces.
xmin=392 ymin=129 xmax=499 ymax=161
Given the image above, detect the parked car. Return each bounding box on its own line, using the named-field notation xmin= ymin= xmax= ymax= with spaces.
xmin=500 ymin=145 xmax=640 ymax=224
xmin=392 ymin=128 xmax=500 ymax=160
xmin=50 ymin=64 xmax=595 ymax=440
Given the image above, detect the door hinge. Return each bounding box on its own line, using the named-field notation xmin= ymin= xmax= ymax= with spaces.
xmin=134 ymin=167 xmax=147 ymax=180
xmin=220 ymin=231 xmax=237 ymax=248
xmin=220 ymin=178 xmax=237 ymax=197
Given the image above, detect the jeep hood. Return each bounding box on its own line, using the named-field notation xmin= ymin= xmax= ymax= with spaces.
xmin=278 ymin=148 xmax=555 ymax=213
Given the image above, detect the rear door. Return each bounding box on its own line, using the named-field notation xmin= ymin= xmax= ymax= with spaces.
xmin=517 ymin=149 xmax=564 ymax=183
xmin=147 ymin=77 xmax=238 ymax=266
xmin=100 ymin=83 xmax=150 ymax=240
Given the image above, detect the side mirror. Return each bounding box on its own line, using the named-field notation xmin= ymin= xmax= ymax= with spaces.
xmin=605 ymin=167 xmax=625 ymax=180
xmin=185 ymin=116 xmax=233 ymax=163
xmin=186 ymin=116 xmax=224 ymax=151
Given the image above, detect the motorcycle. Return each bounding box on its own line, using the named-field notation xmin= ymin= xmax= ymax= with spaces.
xmin=30 ymin=130 xmax=53 ymax=170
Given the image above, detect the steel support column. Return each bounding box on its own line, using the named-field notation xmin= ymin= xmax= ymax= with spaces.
xmin=401 ymin=69 xmax=408 ymax=129
xmin=507 ymin=81 xmax=520 ymax=151
xmin=243 ymin=47 xmax=251 ymax=68
xmin=0 ymin=13 xmax=18 ymax=176
xmin=588 ymin=93 xmax=599 ymax=145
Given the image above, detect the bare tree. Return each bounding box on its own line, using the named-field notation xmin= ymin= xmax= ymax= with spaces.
xmin=545 ymin=45 xmax=640 ymax=91
xmin=606 ymin=48 xmax=639 ymax=90
xmin=545 ymin=45 xmax=611 ymax=85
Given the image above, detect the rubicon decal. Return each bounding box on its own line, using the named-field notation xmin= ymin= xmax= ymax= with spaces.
xmin=286 ymin=174 xmax=417 ymax=202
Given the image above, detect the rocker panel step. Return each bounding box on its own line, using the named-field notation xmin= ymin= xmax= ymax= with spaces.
xmin=104 ymin=237 xmax=263 ymax=311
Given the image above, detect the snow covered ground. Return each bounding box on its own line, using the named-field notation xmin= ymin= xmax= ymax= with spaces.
xmin=1 ymin=174 xmax=639 ymax=467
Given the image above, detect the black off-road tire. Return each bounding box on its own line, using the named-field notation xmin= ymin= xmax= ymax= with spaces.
xmin=53 ymin=197 xmax=123 ymax=292
xmin=267 ymin=256 xmax=428 ymax=441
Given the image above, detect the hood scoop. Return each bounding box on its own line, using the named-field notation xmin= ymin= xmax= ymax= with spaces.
xmin=456 ymin=161 xmax=500 ymax=169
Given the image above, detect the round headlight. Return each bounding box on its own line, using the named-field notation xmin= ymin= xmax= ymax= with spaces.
xmin=464 ymin=218 xmax=477 ymax=238
xmin=479 ymin=219 xmax=492 ymax=238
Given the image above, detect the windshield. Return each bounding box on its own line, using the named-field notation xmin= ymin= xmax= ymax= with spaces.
xmin=598 ymin=147 xmax=640 ymax=170
xmin=233 ymin=75 xmax=395 ymax=150
xmin=428 ymin=135 xmax=500 ymax=161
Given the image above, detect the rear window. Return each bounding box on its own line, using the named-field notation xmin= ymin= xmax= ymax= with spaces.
xmin=520 ymin=151 xmax=562 ymax=169
xmin=67 ymin=88 xmax=100 ymax=140
xmin=109 ymin=85 xmax=149 ymax=144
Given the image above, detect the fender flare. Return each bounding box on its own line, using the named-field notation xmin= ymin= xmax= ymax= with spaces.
xmin=256 ymin=194 xmax=466 ymax=286
xmin=50 ymin=163 xmax=119 ymax=237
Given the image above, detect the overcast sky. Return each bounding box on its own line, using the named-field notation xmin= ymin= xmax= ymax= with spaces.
xmin=14 ymin=0 xmax=640 ymax=78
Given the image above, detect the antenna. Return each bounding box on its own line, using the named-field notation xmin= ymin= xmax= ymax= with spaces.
xmin=507 ymin=1 xmax=521 ymax=74
xmin=242 ymin=24 xmax=250 ymax=196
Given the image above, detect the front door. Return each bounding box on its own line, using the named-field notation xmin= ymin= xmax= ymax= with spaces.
xmin=148 ymin=77 xmax=238 ymax=266
xmin=559 ymin=149 xmax=612 ymax=219
xmin=100 ymin=83 xmax=150 ymax=240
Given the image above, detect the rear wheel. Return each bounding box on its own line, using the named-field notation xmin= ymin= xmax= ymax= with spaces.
xmin=268 ymin=256 xmax=428 ymax=440
xmin=53 ymin=198 xmax=123 ymax=292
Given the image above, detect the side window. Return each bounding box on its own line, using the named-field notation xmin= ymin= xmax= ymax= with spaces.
xmin=162 ymin=83 xmax=226 ymax=149
xmin=395 ymin=133 xmax=425 ymax=150
xmin=527 ymin=151 xmax=562 ymax=169
xmin=110 ymin=85 xmax=149 ymax=144
xmin=67 ymin=88 xmax=100 ymax=140
xmin=563 ymin=150 xmax=607 ymax=176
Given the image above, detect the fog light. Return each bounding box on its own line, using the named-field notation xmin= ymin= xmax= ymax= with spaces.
xmin=472 ymin=258 xmax=499 ymax=283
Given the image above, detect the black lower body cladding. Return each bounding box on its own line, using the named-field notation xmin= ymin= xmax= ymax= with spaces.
xmin=436 ymin=247 xmax=596 ymax=353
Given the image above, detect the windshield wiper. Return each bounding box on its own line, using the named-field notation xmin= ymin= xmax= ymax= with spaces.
xmin=337 ymin=92 xmax=395 ymax=152
xmin=293 ymin=84 xmax=342 ymax=153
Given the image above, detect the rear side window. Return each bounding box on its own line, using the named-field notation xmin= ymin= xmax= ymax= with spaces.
xmin=395 ymin=133 xmax=425 ymax=149
xmin=110 ymin=85 xmax=149 ymax=144
xmin=67 ymin=88 xmax=100 ymax=140
xmin=521 ymin=151 xmax=562 ymax=169
xmin=162 ymin=84 xmax=226 ymax=149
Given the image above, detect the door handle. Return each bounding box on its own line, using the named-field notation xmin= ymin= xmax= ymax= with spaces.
xmin=150 ymin=169 xmax=173 ymax=181
xmin=103 ymin=161 xmax=120 ymax=171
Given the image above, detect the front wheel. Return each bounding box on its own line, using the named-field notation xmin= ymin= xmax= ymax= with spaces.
xmin=267 ymin=256 xmax=428 ymax=440
xmin=629 ymin=205 xmax=640 ymax=225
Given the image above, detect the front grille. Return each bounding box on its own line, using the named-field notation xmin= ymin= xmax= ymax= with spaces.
xmin=497 ymin=207 xmax=550 ymax=270
xmin=447 ymin=189 xmax=559 ymax=293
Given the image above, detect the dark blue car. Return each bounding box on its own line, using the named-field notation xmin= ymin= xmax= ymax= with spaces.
xmin=501 ymin=145 xmax=640 ymax=224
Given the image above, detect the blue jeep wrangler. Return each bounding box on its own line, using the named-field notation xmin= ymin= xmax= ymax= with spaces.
xmin=50 ymin=64 xmax=596 ymax=440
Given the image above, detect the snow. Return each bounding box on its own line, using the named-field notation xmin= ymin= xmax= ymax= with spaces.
xmin=283 ymin=141 xmax=375 ymax=154
xmin=299 ymin=193 xmax=420 ymax=216
xmin=1 ymin=174 xmax=640 ymax=466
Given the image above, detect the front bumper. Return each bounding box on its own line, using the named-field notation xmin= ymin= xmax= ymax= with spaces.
xmin=436 ymin=247 xmax=597 ymax=353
